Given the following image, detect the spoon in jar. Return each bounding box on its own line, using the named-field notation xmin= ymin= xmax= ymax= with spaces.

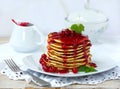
xmin=11 ymin=19 xmax=31 ymax=26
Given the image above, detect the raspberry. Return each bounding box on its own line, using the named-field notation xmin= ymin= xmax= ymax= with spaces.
xmin=49 ymin=66 xmax=58 ymax=73
xmin=58 ymin=69 xmax=68 ymax=74
xmin=41 ymin=54 xmax=47 ymax=59
xmin=39 ymin=58 xmax=46 ymax=66
xmin=72 ymin=68 xmax=78 ymax=73
xmin=39 ymin=54 xmax=47 ymax=66
xmin=60 ymin=30 xmax=65 ymax=37
xmin=89 ymin=62 xmax=97 ymax=68
xmin=65 ymin=29 xmax=71 ymax=35
xmin=42 ymin=65 xmax=49 ymax=72
xmin=39 ymin=58 xmax=43 ymax=64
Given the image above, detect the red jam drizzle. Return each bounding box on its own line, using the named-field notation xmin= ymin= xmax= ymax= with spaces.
xmin=89 ymin=62 xmax=97 ymax=68
xmin=50 ymin=29 xmax=88 ymax=45
xmin=48 ymin=29 xmax=90 ymax=67
xmin=73 ymin=44 xmax=78 ymax=59
xmin=40 ymin=29 xmax=95 ymax=73
xmin=82 ymin=41 xmax=88 ymax=64
xmin=62 ymin=44 xmax=68 ymax=63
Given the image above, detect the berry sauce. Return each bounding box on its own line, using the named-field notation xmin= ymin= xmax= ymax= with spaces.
xmin=39 ymin=29 xmax=96 ymax=74
xmin=49 ymin=29 xmax=90 ymax=63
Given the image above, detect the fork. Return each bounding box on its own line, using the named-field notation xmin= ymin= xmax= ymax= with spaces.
xmin=4 ymin=59 xmax=51 ymax=87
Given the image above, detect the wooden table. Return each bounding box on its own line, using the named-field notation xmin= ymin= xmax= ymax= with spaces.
xmin=0 ymin=37 xmax=120 ymax=89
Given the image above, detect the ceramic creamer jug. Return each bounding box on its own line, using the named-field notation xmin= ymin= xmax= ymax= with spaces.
xmin=9 ymin=20 xmax=44 ymax=52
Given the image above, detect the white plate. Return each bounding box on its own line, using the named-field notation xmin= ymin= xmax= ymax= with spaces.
xmin=23 ymin=53 xmax=117 ymax=77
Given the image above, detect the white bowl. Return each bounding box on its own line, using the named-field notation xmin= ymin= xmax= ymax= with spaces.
xmin=65 ymin=9 xmax=109 ymax=44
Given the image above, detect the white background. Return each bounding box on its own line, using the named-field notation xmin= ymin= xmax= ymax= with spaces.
xmin=0 ymin=0 xmax=120 ymax=37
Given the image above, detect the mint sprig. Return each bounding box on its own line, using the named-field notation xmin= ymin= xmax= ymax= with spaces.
xmin=70 ymin=24 xmax=84 ymax=34
xmin=78 ymin=66 xmax=97 ymax=73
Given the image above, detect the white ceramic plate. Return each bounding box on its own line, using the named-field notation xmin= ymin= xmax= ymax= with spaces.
xmin=23 ymin=53 xmax=117 ymax=77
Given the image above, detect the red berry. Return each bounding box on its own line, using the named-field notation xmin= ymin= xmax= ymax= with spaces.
xmin=89 ymin=62 xmax=97 ymax=68
xmin=39 ymin=57 xmax=47 ymax=66
xmin=58 ymin=69 xmax=68 ymax=74
xmin=40 ymin=59 xmax=46 ymax=65
xmin=41 ymin=54 xmax=47 ymax=59
xmin=42 ymin=65 xmax=49 ymax=72
xmin=65 ymin=29 xmax=71 ymax=35
xmin=49 ymin=66 xmax=58 ymax=73
xmin=72 ymin=68 xmax=78 ymax=73
xmin=39 ymin=58 xmax=43 ymax=64
xmin=60 ymin=30 xmax=65 ymax=37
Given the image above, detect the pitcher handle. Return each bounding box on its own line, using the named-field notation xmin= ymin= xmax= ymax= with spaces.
xmin=32 ymin=26 xmax=44 ymax=45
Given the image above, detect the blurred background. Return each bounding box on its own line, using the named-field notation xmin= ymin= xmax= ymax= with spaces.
xmin=0 ymin=0 xmax=119 ymax=37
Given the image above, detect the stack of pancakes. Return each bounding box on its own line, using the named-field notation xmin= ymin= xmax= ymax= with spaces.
xmin=42 ymin=29 xmax=92 ymax=72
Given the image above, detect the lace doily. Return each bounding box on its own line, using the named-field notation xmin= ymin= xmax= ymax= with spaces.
xmin=1 ymin=65 xmax=120 ymax=87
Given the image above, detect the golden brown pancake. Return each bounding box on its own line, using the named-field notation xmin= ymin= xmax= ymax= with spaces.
xmin=40 ymin=29 xmax=94 ymax=73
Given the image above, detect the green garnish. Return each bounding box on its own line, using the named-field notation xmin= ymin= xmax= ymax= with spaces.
xmin=70 ymin=24 xmax=84 ymax=34
xmin=78 ymin=66 xmax=97 ymax=73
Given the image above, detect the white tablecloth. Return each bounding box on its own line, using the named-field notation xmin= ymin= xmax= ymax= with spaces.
xmin=0 ymin=39 xmax=120 ymax=87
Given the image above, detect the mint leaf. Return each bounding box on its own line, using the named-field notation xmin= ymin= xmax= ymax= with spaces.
xmin=78 ymin=66 xmax=87 ymax=72
xmin=78 ymin=24 xmax=84 ymax=31
xmin=70 ymin=24 xmax=78 ymax=31
xmin=78 ymin=66 xmax=97 ymax=73
xmin=70 ymin=24 xmax=84 ymax=34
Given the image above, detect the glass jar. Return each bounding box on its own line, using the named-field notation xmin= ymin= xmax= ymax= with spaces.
xmin=65 ymin=9 xmax=109 ymax=44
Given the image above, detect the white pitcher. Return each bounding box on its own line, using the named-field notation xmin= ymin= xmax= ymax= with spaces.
xmin=9 ymin=24 xmax=44 ymax=52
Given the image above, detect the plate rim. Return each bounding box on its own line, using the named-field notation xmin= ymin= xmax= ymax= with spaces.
xmin=23 ymin=55 xmax=117 ymax=77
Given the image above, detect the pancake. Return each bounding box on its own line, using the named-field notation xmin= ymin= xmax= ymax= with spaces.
xmin=47 ymin=50 xmax=91 ymax=61
xmin=47 ymin=42 xmax=91 ymax=51
xmin=48 ymin=53 xmax=92 ymax=63
xmin=40 ymin=29 xmax=95 ymax=73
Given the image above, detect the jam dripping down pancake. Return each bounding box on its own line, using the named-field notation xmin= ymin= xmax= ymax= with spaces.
xmin=40 ymin=29 xmax=96 ymax=74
